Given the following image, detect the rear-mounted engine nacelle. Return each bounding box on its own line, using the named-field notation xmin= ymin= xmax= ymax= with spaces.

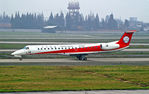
xmin=100 ymin=43 xmax=119 ymax=50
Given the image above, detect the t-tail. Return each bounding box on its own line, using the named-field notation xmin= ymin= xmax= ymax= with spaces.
xmin=117 ymin=30 xmax=136 ymax=48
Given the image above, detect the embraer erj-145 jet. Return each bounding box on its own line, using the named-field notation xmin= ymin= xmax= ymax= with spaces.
xmin=11 ymin=30 xmax=136 ymax=60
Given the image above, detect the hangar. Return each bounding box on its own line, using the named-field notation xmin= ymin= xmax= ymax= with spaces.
xmin=42 ymin=26 xmax=57 ymax=33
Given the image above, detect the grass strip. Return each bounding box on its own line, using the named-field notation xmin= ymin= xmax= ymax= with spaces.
xmin=0 ymin=66 xmax=149 ymax=92
xmin=0 ymin=44 xmax=26 ymax=49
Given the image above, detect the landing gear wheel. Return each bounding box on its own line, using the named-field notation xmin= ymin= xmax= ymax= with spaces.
xmin=76 ymin=55 xmax=88 ymax=61
xmin=83 ymin=57 xmax=87 ymax=61
xmin=19 ymin=58 xmax=23 ymax=61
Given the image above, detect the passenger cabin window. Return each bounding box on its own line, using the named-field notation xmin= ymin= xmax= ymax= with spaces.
xmin=100 ymin=45 xmax=102 ymax=48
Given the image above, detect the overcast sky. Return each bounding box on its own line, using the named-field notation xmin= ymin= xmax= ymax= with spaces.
xmin=0 ymin=0 xmax=149 ymax=22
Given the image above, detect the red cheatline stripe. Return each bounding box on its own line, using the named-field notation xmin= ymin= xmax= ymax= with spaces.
xmin=34 ymin=46 xmax=102 ymax=55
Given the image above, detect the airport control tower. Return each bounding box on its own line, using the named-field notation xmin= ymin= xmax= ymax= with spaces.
xmin=67 ymin=0 xmax=80 ymax=16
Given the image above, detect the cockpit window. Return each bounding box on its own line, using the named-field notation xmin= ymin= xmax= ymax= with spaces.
xmin=23 ymin=47 xmax=29 ymax=50
xmin=26 ymin=47 xmax=29 ymax=49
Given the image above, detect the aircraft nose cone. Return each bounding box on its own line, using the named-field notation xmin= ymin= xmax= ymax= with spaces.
xmin=11 ymin=52 xmax=15 ymax=55
xmin=11 ymin=51 xmax=18 ymax=56
xmin=11 ymin=49 xmax=25 ymax=56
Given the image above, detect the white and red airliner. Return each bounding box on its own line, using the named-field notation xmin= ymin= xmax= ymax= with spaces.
xmin=11 ymin=30 xmax=136 ymax=60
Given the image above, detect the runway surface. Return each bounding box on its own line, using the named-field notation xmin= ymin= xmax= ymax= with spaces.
xmin=0 ymin=58 xmax=149 ymax=66
xmin=1 ymin=49 xmax=149 ymax=52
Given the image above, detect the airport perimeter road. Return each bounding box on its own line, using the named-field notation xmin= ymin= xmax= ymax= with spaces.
xmin=0 ymin=49 xmax=16 ymax=52
xmin=0 ymin=41 xmax=149 ymax=45
xmin=2 ymin=90 xmax=149 ymax=94
xmin=123 ymin=49 xmax=149 ymax=51
xmin=1 ymin=58 xmax=149 ymax=66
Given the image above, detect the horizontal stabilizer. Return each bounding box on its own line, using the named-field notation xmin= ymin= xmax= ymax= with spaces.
xmin=126 ymin=30 xmax=137 ymax=33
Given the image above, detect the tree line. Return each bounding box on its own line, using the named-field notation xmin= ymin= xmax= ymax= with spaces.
xmin=0 ymin=12 xmax=130 ymax=31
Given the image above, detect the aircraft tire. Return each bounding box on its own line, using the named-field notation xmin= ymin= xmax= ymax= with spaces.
xmin=76 ymin=55 xmax=87 ymax=61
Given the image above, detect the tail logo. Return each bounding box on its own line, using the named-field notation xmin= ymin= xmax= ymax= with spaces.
xmin=123 ymin=36 xmax=129 ymax=43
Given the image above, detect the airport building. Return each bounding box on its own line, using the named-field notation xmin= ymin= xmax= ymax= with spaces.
xmin=129 ymin=17 xmax=144 ymax=31
xmin=67 ymin=0 xmax=80 ymax=16
xmin=41 ymin=26 xmax=57 ymax=33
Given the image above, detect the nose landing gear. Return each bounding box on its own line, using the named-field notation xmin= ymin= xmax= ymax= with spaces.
xmin=13 ymin=55 xmax=23 ymax=61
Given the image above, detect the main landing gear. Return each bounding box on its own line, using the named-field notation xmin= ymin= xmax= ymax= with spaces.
xmin=19 ymin=58 xmax=23 ymax=61
xmin=76 ymin=55 xmax=88 ymax=61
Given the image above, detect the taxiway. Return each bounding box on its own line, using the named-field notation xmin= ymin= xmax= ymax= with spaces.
xmin=0 ymin=58 xmax=149 ymax=66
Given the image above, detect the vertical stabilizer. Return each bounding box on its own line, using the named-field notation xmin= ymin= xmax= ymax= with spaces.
xmin=117 ymin=30 xmax=136 ymax=48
